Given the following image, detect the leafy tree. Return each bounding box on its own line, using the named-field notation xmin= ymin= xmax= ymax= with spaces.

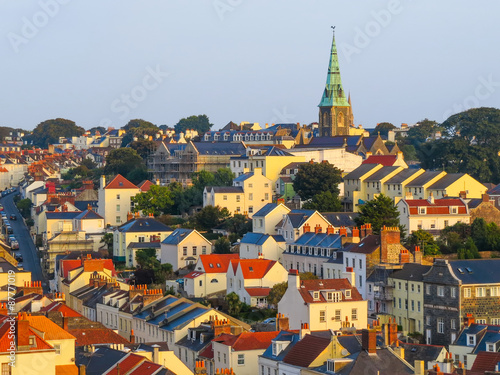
xmin=268 ymin=282 xmax=287 ymax=306
xmin=407 ymin=230 xmax=440 ymax=256
xmin=371 ymin=122 xmax=396 ymax=137
xmin=302 ymin=191 xmax=342 ymax=212
xmin=398 ymin=144 xmax=418 ymax=161
xmin=121 ymin=119 xmax=159 ymax=147
xmin=129 ymin=139 xmax=157 ymax=160
xmin=471 ymin=218 xmax=489 ymax=251
xmin=134 ymin=248 xmax=173 ymax=284
xmin=299 ymin=272 xmax=319 ymax=280
xmin=222 ymin=214 xmax=252 ymax=238
xmin=127 ymin=166 xmax=149 ymax=185
xmin=457 ymin=238 xmax=481 ymax=259
xmin=16 ymin=199 xmax=32 ymax=219
xmin=81 ymin=158 xmax=97 ymax=170
xmin=104 ymin=148 xmax=144 ymax=177
xmin=174 ymin=115 xmax=213 ymax=134
xmin=293 ymin=162 xmax=343 ymax=201
xmin=88 ymin=126 xmax=106 ymax=135
xmin=214 ymin=237 xmax=231 ymax=254
xmin=30 ymin=118 xmax=85 ymax=148
xmin=193 ymin=206 xmax=230 ymax=231
xmin=214 ymin=168 xmax=235 ymax=186
xmin=226 ymin=292 xmax=242 ymax=316
xmin=131 ymin=185 xmax=174 ymax=216
xmin=100 ymin=233 xmax=114 ymax=254
xmin=354 ymin=194 xmax=401 ymax=234
xmin=407 ymin=119 xmax=442 ymax=144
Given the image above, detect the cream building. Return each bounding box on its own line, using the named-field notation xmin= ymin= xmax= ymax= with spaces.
xmin=160 ymin=229 xmax=212 ymax=271
xmin=278 ymin=270 xmax=368 ymax=331
xmin=239 ymin=233 xmax=286 ymax=262
xmin=287 ymin=147 xmax=364 ymax=175
xmin=97 ymin=174 xmax=140 ymax=228
xmin=227 ymin=258 xmax=288 ymax=307
xmin=252 ymin=203 xmax=290 ymax=235
xmin=276 ymin=210 xmax=332 ymax=244
xmin=343 ymin=163 xmax=383 ymax=211
xmin=203 ymin=168 xmax=273 ymax=218
xmin=388 ymin=263 xmax=431 ymax=335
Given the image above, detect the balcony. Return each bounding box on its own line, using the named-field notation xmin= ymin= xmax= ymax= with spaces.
xmin=374 ymin=289 xmax=393 ymax=301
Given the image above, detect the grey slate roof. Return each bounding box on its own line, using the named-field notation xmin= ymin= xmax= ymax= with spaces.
xmin=74 ymin=209 xmax=103 ymax=220
xmin=45 ymin=212 xmax=81 ymax=220
xmin=323 ymin=212 xmax=358 ymax=227
xmin=207 ymin=186 xmax=243 ymax=193
xmin=118 ymin=217 xmax=172 ymax=233
xmin=427 ymin=173 xmax=466 ymax=190
xmin=400 ymin=342 xmax=444 ymax=365
xmin=192 ymin=142 xmax=246 ymax=155
xmin=162 ymin=228 xmax=195 ymax=245
xmin=390 ymin=263 xmax=432 ymax=282
xmin=344 ymin=164 xmax=380 ymax=180
xmin=286 ymin=209 xmax=317 ymax=228
xmin=406 ymin=171 xmax=443 ymax=187
xmin=449 ymin=259 xmax=500 ymax=284
xmin=385 ymin=168 xmax=423 ymax=184
xmin=365 ymin=166 xmax=401 ymax=181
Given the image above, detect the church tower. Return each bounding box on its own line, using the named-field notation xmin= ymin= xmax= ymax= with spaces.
xmin=318 ymin=28 xmax=354 ymax=137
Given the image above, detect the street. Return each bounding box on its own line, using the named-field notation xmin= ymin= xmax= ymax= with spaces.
xmin=1 ymin=192 xmax=48 ymax=292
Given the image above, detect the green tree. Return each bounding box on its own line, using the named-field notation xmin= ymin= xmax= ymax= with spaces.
xmin=302 ymin=191 xmax=342 ymax=212
xmin=131 ymin=185 xmax=174 ymax=216
xmin=88 ymin=126 xmax=106 ymax=135
xmin=354 ymin=194 xmax=401 ymax=234
xmin=268 ymin=282 xmax=287 ymax=306
xmin=222 ymin=214 xmax=252 ymax=238
xmin=214 ymin=168 xmax=235 ymax=186
xmin=214 ymin=237 xmax=231 ymax=254
xmin=407 ymin=119 xmax=442 ymax=144
xmin=299 ymin=272 xmax=319 ymax=280
xmin=457 ymin=238 xmax=481 ymax=259
xmin=81 ymin=158 xmax=97 ymax=170
xmin=193 ymin=206 xmax=230 ymax=231
xmin=100 ymin=233 xmax=114 ymax=254
xmin=30 ymin=118 xmax=85 ymax=148
xmin=16 ymin=198 xmax=32 ymax=219
xmin=174 ymin=115 xmax=213 ymax=134
xmin=471 ymin=218 xmax=489 ymax=251
xmin=129 ymin=139 xmax=157 ymax=160
xmin=407 ymin=230 xmax=440 ymax=256
xmin=226 ymin=292 xmax=242 ymax=316
xmin=121 ymin=119 xmax=159 ymax=147
xmin=135 ymin=248 xmax=173 ymax=284
xmin=293 ymin=162 xmax=343 ymax=201
xmin=104 ymin=148 xmax=144 ymax=178
xmin=371 ymin=122 xmax=396 ymax=137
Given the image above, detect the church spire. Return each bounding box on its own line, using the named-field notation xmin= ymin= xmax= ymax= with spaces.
xmin=318 ymin=27 xmax=349 ymax=108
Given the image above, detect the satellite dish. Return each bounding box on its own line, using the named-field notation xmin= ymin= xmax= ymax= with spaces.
xmin=341 ymin=348 xmax=348 ymax=356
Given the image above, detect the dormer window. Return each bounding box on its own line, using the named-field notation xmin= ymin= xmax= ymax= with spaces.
xmin=467 ymin=334 xmax=476 ymax=347
xmin=451 ymin=206 xmax=458 ymax=214
xmin=419 ymin=207 xmax=426 ymax=214
xmin=344 ymin=290 xmax=352 ymax=299
xmin=486 ymin=342 xmax=496 ymax=352
xmin=313 ymin=291 xmax=320 ymax=300
xmin=327 ymin=291 xmax=341 ymax=302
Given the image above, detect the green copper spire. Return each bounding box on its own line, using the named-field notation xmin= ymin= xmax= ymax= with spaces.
xmin=318 ymin=27 xmax=350 ymax=108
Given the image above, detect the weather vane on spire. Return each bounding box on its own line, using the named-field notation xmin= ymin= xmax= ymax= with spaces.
xmin=331 ymin=26 xmax=336 ymax=35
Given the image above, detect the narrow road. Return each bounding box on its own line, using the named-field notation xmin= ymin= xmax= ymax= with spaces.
xmin=1 ymin=192 xmax=48 ymax=292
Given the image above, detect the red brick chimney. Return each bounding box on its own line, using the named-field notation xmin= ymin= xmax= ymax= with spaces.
xmin=23 ymin=281 xmax=43 ymax=296
xmin=130 ymin=329 xmax=135 ymax=343
xmin=143 ymin=289 xmax=164 ymax=306
xmin=16 ymin=313 xmax=31 ymax=349
xmin=314 ymin=224 xmax=322 ymax=234
xmin=195 ymin=360 xmax=207 ymax=375
xmin=326 ymin=225 xmax=335 ymax=235
xmin=303 ymin=224 xmax=311 ymax=233
xmin=399 ymin=249 xmax=410 ymax=264
xmin=365 ymin=223 xmax=373 ymax=236
xmin=464 ymin=313 xmax=475 ymax=327
xmin=380 ymin=226 xmax=401 ymax=263
xmin=362 ymin=328 xmax=377 ymax=354
xmin=413 ymin=246 xmax=422 ymax=264
xmin=212 ymin=317 xmax=232 ymax=337
xmin=276 ymin=313 xmax=289 ymax=331
xmin=339 ymin=226 xmax=347 ymax=237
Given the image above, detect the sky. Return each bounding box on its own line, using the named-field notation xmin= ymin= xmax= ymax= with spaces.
xmin=1 ymin=0 xmax=499 ymax=131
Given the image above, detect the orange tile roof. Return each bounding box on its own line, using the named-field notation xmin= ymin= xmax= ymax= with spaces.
xmin=26 ymin=315 xmax=76 ymax=340
xmin=0 ymin=321 xmax=54 ymax=352
xmin=298 ymin=278 xmax=364 ymax=303
xmin=362 ymin=155 xmax=398 ymax=166
xmin=40 ymin=302 xmax=82 ymax=317
xmin=128 ymin=361 xmax=162 ymax=374
xmin=69 ymin=328 xmax=130 ymax=346
xmin=245 ymin=287 xmax=271 ymax=297
xmin=56 ymin=365 xmax=79 ymax=375
xmin=105 ymin=174 xmax=138 ymax=189
xmin=234 ymin=259 xmax=277 ymax=279
xmin=137 ymin=180 xmax=154 ymax=192
xmin=199 ymin=254 xmax=240 ymax=274
xmin=106 ymin=353 xmax=145 ymax=375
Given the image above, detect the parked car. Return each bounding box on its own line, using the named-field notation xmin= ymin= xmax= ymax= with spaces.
xmin=14 ymin=253 xmax=23 ymax=262
xmin=9 ymin=214 xmax=16 ymax=221
xmin=6 ymin=226 xmax=13 ymax=235
xmin=0 ymin=205 xmax=3 ymax=211
xmin=11 ymin=241 xmax=19 ymax=250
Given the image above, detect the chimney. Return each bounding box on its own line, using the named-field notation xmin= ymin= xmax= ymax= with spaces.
xmin=413 ymin=246 xmax=422 ymax=264
xmin=23 ymin=281 xmax=43 ymax=296
xmin=0 ymin=303 xmax=8 ymax=315
xmin=156 ymin=179 xmax=160 ymax=185
xmin=428 ymin=192 xmax=435 ymax=204
xmin=303 ymin=224 xmax=310 ymax=233
xmin=399 ymin=249 xmax=410 ymax=264
xmin=152 ymin=344 xmax=160 ymax=364
xmin=482 ymin=193 xmax=490 ymax=203
xmin=342 ymin=267 xmax=355 ymax=287
xmin=314 ymin=224 xmax=322 ymax=234
xmin=16 ymin=314 xmax=31 ymax=349
xmin=195 ymin=360 xmax=207 ymax=375
xmin=339 ymin=226 xmax=347 ymax=237
xmin=380 ymin=226 xmax=401 ymax=263
xmin=414 ymin=360 xmax=425 ymax=375
xmin=464 ymin=313 xmax=475 ymax=327
xmin=326 ymin=225 xmax=335 ymax=235
xmin=365 ymin=223 xmax=372 ymax=236
xmin=351 ymin=228 xmax=360 ymax=243
xmin=127 ymin=212 xmax=133 ymax=222
xmin=300 ymin=322 xmax=310 ymax=339
xmin=63 ymin=315 xmax=69 ymax=331
xmin=459 ymin=191 xmax=467 ymax=199
xmin=387 ymin=318 xmax=398 ymax=345
xmin=212 ymin=318 xmax=232 ymax=337
xmin=288 ymin=269 xmax=300 ymax=290
xmin=276 ymin=313 xmax=289 ymax=331
xmin=100 ymin=175 xmax=106 ymax=189
xmin=361 ymin=329 xmax=377 ymax=354
xmin=79 ymin=365 xmax=87 ymax=375
xmin=393 ymin=340 xmax=405 ymax=359
xmin=130 ymin=329 xmax=135 ymax=343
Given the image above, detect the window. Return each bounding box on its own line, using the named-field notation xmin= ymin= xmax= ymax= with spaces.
xmin=398 ymin=282 xmax=401 ymax=290
xmin=451 ymin=319 xmax=456 ymax=330
xmin=476 ymin=287 xmax=486 ymax=297
xmin=344 ymin=290 xmax=351 ymax=299
xmin=1 ymin=364 xmax=11 ymax=375
xmin=487 ymin=343 xmax=495 ymax=352
xmin=426 ymin=316 xmax=431 ymax=326
xmin=217 ymin=351 xmax=220 ymax=362
xmin=265 ymin=193 xmax=269 ymax=200
xmin=437 ymin=286 xmax=445 ymax=297
xmin=359 ymin=259 xmax=362 ymax=269
xmin=437 ymin=318 xmax=444 ymax=333
xmin=352 ymin=308 xmax=358 ymax=320
xmin=398 ymin=298 xmax=402 ymax=309
xmin=417 ymin=284 xmax=421 ymax=293
xmin=116 ymin=216 xmax=121 ymax=224
xmin=468 ymin=335 xmax=476 ymax=346
xmin=183 ymin=247 xmax=187 ymax=256
xmin=202 ymin=246 xmax=207 ymax=255
xmin=249 ymin=193 xmax=253 ymax=201
xmin=223 ymin=353 xmax=227 ymax=363
xmin=464 ymin=288 xmax=471 ymax=298
xmin=116 ymin=204 xmax=120 ymax=212
xmin=418 ymin=301 xmax=421 ymax=312
xmin=335 ymin=309 xmax=341 ymax=321
xmin=54 ymin=344 xmax=61 ymax=355
xmin=319 ymin=310 xmax=326 ymax=323
xmin=192 ymin=246 xmax=197 ymax=256
xmin=411 ymin=283 xmax=414 ymax=292
xmin=491 ymin=287 xmax=500 ymax=296
xmin=138 ymin=236 xmax=145 ymax=243
xmin=426 ymin=285 xmax=431 ymax=295
xmin=313 ymin=291 xmax=320 ymax=300
xmin=444 ymin=220 xmax=449 ymax=227
xmin=223 ymin=195 xmax=227 ymax=201
xmin=236 ymin=195 xmax=240 ymax=202
xmin=411 ymin=300 xmax=415 ymax=311
xmin=116 ymin=194 xmax=120 ymax=199
xmin=237 ymin=354 xmax=245 ymax=365
xmin=451 ymin=287 xmax=457 ymax=298
xmin=249 ymin=206 xmax=253 ymax=214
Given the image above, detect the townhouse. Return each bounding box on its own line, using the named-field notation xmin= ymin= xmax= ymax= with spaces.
xmin=252 ymin=203 xmax=290 ymax=235
xmin=239 ymin=233 xmax=286 ymax=261
xmin=276 ymin=209 xmax=332 ymax=244
xmin=227 ymin=258 xmax=288 ymax=307
xmin=183 ymin=254 xmax=240 ymax=298
xmin=203 ymin=167 xmax=273 ymax=218
xmin=161 ymin=228 xmax=212 ymax=271
xmin=278 ymin=269 xmax=368 ymax=331
xmin=97 ymin=174 xmax=140 ymax=227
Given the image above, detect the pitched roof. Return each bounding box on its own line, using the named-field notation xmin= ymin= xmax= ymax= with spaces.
xmin=104 ymin=174 xmax=138 ymax=189
xmin=253 ymin=203 xmax=285 ymax=218
xmin=427 ymin=173 xmax=467 ymax=190
xmin=137 ymin=180 xmax=154 ymax=192
xmin=405 ymin=198 xmax=467 ymax=215
xmin=118 ymin=217 xmax=172 ymax=233
xmin=198 ymin=254 xmax=240 ymax=273
xmin=45 ymin=211 xmax=81 ymax=220
xmin=362 ymin=155 xmax=398 ymax=166
xmin=282 ymin=333 xmax=331 ymax=367
xmin=298 ymin=278 xmax=363 ymax=304
xmin=406 ymin=171 xmax=443 ymax=187
xmin=344 ymin=164 xmax=381 ymax=180
xmin=399 ymin=342 xmax=445 ymax=365
xmin=69 ymin=328 xmax=130 ymax=346
xmin=344 ymin=235 xmax=380 ymax=254
xmin=215 ymin=331 xmax=279 ymax=351
xmin=162 ymin=228 xmax=198 ymax=245
xmin=233 ymin=259 xmax=277 ymax=279
xmin=39 ymin=302 xmax=82 ymax=317
xmin=245 ymin=287 xmax=271 ymax=297
xmin=449 ymin=259 xmax=500 ymax=284
xmin=385 ymin=168 xmax=423 ymax=184
xmin=286 ymin=210 xmax=318 ymax=228
xmin=25 ymin=315 xmax=76 ymax=340
xmin=365 ymin=166 xmax=401 ymax=181
xmin=323 ymin=212 xmax=358 ymax=227
xmin=390 ymin=264 xmax=432 ymax=282
xmin=471 ymin=351 xmax=500 ymax=373
xmin=74 ymin=209 xmax=103 ymax=220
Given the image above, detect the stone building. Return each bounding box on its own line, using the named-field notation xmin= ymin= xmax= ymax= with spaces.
xmin=468 ymin=193 xmax=500 ymax=226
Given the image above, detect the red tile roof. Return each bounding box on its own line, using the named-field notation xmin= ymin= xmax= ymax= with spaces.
xmin=298 ymin=278 xmax=363 ymax=304
xmin=184 ymin=271 xmax=204 ymax=279
xmin=137 ymin=180 xmax=154 ymax=192
xmin=61 ymin=258 xmax=116 ymax=278
xmin=128 ymin=361 xmax=162 ymax=374
xmin=215 ymin=331 xmax=279 ymax=351
xmin=104 ymin=174 xmax=138 ymax=190
xmin=26 ymin=315 xmax=76 ymax=340
xmin=55 ymin=365 xmax=79 ymax=375
xmin=198 ymin=342 xmax=214 ymax=359
xmin=0 ymin=321 xmax=54 ymax=352
xmin=283 ymin=334 xmax=332 ymax=367
xmin=245 ymin=287 xmax=271 ymax=297
xmin=69 ymin=328 xmax=130 ymax=346
xmin=406 ymin=198 xmax=467 ymax=215
xmin=40 ymin=302 xmax=82 ymax=317
xmin=471 ymin=351 xmax=500 ymax=373
xmin=233 ymin=259 xmax=277 ymax=279
xmin=105 ymin=353 xmax=145 ymax=375
xmin=362 ymin=155 xmax=397 ymax=166
xmin=199 ymin=254 xmax=240 ymax=274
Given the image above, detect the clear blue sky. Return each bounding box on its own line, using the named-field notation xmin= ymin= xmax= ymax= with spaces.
xmin=1 ymin=0 xmax=499 ymax=131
